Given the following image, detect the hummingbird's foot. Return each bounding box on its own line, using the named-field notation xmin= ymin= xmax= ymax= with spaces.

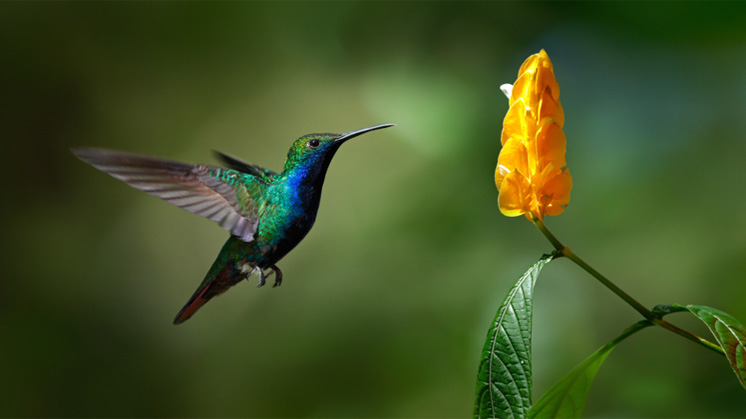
xmin=255 ymin=268 xmax=267 ymax=288
xmin=270 ymin=265 xmax=283 ymax=288
xmin=240 ymin=263 xmax=266 ymax=287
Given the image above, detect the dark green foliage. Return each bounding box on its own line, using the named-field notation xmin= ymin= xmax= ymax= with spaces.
xmin=474 ymin=255 xmax=553 ymax=418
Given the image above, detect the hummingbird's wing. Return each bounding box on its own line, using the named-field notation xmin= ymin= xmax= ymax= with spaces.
xmin=72 ymin=148 xmax=267 ymax=242
xmin=212 ymin=150 xmax=277 ymax=183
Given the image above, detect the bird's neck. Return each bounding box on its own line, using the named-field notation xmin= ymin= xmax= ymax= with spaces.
xmin=278 ymin=157 xmax=334 ymax=211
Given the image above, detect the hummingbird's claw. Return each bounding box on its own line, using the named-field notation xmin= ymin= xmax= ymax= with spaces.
xmin=271 ymin=265 xmax=283 ymax=288
xmin=256 ymin=268 xmax=266 ymax=288
xmin=240 ymin=263 xmax=266 ymax=287
xmin=238 ymin=261 xmax=283 ymax=288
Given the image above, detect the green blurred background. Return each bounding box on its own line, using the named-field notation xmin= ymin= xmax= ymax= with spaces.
xmin=2 ymin=2 xmax=746 ymax=417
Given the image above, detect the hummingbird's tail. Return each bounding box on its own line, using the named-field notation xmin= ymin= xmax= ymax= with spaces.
xmin=173 ymin=259 xmax=245 ymax=325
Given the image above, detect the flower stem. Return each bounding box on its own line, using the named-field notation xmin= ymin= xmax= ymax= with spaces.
xmin=532 ymin=216 xmax=564 ymax=252
xmin=531 ymin=217 xmax=725 ymax=356
xmin=562 ymin=247 xmax=654 ymax=321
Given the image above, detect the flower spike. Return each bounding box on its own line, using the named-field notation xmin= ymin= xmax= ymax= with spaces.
xmin=495 ymin=50 xmax=572 ymax=220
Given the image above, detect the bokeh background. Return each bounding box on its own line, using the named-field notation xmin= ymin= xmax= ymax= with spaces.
xmin=2 ymin=2 xmax=746 ymax=417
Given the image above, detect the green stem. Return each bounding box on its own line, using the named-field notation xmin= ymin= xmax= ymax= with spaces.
xmin=657 ymin=319 xmax=724 ymax=355
xmin=563 ymin=247 xmax=654 ymax=320
xmin=532 ymin=217 xmax=653 ymax=320
xmin=532 ymin=216 xmax=564 ymax=251
xmin=532 ymin=217 xmax=725 ymax=356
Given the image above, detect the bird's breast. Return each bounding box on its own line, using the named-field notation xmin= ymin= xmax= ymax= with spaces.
xmin=253 ymin=188 xmax=319 ymax=265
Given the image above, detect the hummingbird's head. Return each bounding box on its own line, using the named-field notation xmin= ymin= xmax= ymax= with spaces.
xmin=283 ymin=123 xmax=394 ymax=172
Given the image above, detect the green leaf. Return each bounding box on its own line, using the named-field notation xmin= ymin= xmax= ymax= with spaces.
xmin=528 ymin=321 xmax=651 ymax=419
xmin=474 ymin=255 xmax=553 ymax=419
xmin=673 ymin=304 xmax=746 ymax=390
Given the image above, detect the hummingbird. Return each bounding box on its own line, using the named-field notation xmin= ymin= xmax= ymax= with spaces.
xmin=72 ymin=123 xmax=394 ymax=324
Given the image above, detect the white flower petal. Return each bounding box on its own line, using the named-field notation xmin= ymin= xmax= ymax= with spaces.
xmin=500 ymin=83 xmax=513 ymax=100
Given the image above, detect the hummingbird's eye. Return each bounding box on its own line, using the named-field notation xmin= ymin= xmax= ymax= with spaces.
xmin=307 ymin=139 xmax=321 ymax=148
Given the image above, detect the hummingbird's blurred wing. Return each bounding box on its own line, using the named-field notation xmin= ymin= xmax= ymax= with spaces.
xmin=72 ymin=148 xmax=266 ymax=242
xmin=212 ymin=150 xmax=277 ymax=182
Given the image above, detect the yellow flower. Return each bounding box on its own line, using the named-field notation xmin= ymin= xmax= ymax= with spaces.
xmin=495 ymin=49 xmax=572 ymax=220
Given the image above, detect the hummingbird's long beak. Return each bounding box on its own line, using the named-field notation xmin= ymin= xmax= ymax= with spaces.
xmin=334 ymin=123 xmax=395 ymax=143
